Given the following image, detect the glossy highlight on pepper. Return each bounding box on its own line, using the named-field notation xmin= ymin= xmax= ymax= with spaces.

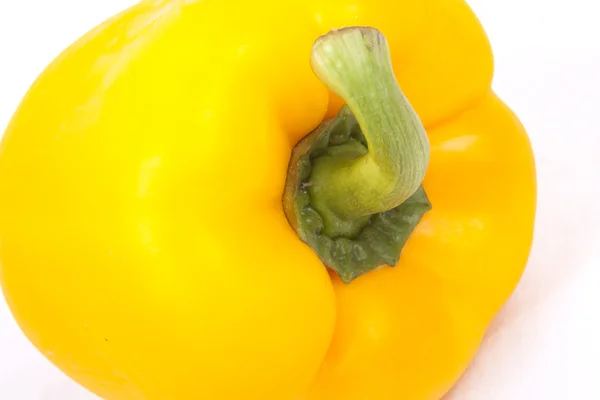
xmin=0 ymin=1 xmax=536 ymax=399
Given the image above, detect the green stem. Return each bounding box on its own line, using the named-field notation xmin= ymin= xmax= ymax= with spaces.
xmin=308 ymin=27 xmax=429 ymax=235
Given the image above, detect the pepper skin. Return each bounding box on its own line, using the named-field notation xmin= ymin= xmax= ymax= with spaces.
xmin=0 ymin=1 xmax=536 ymax=399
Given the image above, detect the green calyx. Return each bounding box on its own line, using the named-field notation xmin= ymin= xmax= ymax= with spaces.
xmin=283 ymin=27 xmax=431 ymax=283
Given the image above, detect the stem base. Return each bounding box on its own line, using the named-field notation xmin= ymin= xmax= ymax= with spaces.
xmin=283 ymin=106 xmax=431 ymax=283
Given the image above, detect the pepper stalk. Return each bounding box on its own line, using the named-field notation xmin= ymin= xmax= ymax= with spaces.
xmin=283 ymin=27 xmax=431 ymax=283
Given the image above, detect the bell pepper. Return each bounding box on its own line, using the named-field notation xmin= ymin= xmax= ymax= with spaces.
xmin=0 ymin=0 xmax=536 ymax=399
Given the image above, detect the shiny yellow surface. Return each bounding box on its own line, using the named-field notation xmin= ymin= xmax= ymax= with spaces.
xmin=0 ymin=0 xmax=536 ymax=399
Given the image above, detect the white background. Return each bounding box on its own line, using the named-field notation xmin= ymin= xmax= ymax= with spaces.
xmin=1 ymin=0 xmax=599 ymax=399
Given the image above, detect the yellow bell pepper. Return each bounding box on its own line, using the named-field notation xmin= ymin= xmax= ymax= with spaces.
xmin=0 ymin=0 xmax=536 ymax=399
